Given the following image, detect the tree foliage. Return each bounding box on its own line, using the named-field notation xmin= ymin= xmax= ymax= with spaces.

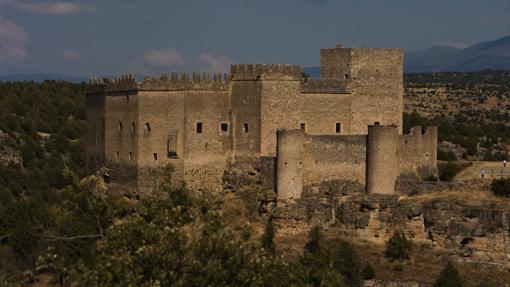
xmin=433 ymin=261 xmax=463 ymax=287
xmin=385 ymin=232 xmax=412 ymax=260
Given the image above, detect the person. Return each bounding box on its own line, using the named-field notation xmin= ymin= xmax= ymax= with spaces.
xmin=481 ymin=168 xmax=485 ymax=179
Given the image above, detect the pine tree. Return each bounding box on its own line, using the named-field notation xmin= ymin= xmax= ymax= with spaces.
xmin=304 ymin=226 xmax=324 ymax=256
xmin=384 ymin=232 xmax=412 ymax=260
xmin=433 ymin=262 xmax=463 ymax=287
xmin=334 ymin=240 xmax=364 ymax=287
xmin=261 ymin=216 xmax=276 ymax=255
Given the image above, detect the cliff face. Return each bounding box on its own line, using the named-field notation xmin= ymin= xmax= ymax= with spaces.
xmin=273 ymin=179 xmax=510 ymax=269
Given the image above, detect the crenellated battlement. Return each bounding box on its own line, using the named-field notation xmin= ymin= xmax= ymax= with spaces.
xmin=138 ymin=72 xmax=230 ymax=91
xmin=88 ymin=74 xmax=138 ymax=93
xmin=87 ymin=72 xmax=231 ymax=93
xmin=300 ymin=78 xmax=352 ymax=94
xmin=230 ymin=64 xmax=302 ymax=81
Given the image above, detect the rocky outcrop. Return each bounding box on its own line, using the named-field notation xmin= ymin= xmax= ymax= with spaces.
xmin=273 ymin=179 xmax=510 ymax=269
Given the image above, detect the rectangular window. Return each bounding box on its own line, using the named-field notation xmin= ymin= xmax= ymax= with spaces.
xmin=196 ymin=122 xmax=203 ymax=134
xmin=116 ymin=151 xmax=119 ymax=159
xmin=335 ymin=122 xmax=341 ymax=133
xmin=129 ymin=152 xmax=132 ymax=160
xmin=243 ymin=123 xmax=249 ymax=133
xmin=300 ymin=123 xmax=306 ymax=132
xmin=153 ymin=153 xmax=158 ymax=161
xmin=220 ymin=123 xmax=229 ymax=133
xmin=118 ymin=122 xmax=123 ymax=132
xmin=167 ymin=132 xmax=178 ymax=158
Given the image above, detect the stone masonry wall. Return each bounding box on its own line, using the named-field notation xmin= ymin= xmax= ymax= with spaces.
xmin=276 ymin=129 xmax=367 ymax=200
xmin=103 ymin=91 xmax=139 ymax=192
xmin=398 ymin=126 xmax=438 ymax=179
xmin=349 ymin=48 xmax=404 ymax=134
xmin=86 ymin=93 xmax=105 ymax=173
xmin=303 ymin=134 xmax=367 ymax=188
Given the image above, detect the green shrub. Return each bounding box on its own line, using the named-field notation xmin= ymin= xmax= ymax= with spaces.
xmin=490 ymin=178 xmax=510 ymax=197
xmin=384 ymin=232 xmax=412 ymax=260
xmin=361 ymin=262 xmax=375 ymax=280
xmin=437 ymin=150 xmax=457 ymax=161
xmin=438 ymin=162 xmax=463 ymax=181
xmin=433 ymin=261 xmax=463 ymax=287
xmin=333 ymin=241 xmax=363 ymax=287
xmin=304 ymin=226 xmax=324 ymax=256
xmin=261 ymin=216 xmax=276 ymax=255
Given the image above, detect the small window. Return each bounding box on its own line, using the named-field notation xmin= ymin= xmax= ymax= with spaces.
xmin=196 ymin=122 xmax=203 ymax=134
xmin=243 ymin=123 xmax=249 ymax=133
xmin=167 ymin=133 xmax=178 ymax=158
xmin=129 ymin=152 xmax=132 ymax=160
xmin=374 ymin=121 xmax=380 ymax=126
xmin=132 ymin=122 xmax=136 ymax=133
xmin=116 ymin=151 xmax=119 ymax=159
xmin=344 ymin=73 xmax=349 ymax=79
xmin=118 ymin=122 xmax=123 ymax=132
xmin=145 ymin=123 xmax=151 ymax=132
xmin=102 ymin=120 xmax=105 ymax=130
xmin=126 ymin=95 xmax=129 ymax=102
xmin=335 ymin=122 xmax=341 ymax=133
xmin=220 ymin=123 xmax=229 ymax=133
xmin=153 ymin=153 xmax=158 ymax=161
xmin=300 ymin=123 xmax=306 ymax=132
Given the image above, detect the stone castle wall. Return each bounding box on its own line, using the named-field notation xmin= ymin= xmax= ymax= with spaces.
xmin=398 ymin=126 xmax=438 ymax=179
xmin=86 ymin=45 xmax=426 ymax=197
xmin=276 ymin=125 xmax=437 ymax=200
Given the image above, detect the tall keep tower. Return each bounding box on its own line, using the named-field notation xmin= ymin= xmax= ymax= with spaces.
xmin=320 ymin=45 xmax=403 ymax=134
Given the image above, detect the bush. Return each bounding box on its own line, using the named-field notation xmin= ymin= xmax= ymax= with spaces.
xmin=490 ymin=178 xmax=510 ymax=197
xmin=438 ymin=162 xmax=463 ymax=181
xmin=438 ymin=150 xmax=457 ymax=161
xmin=433 ymin=261 xmax=463 ymax=287
xmin=361 ymin=262 xmax=375 ymax=280
xmin=384 ymin=232 xmax=412 ymax=260
xmin=304 ymin=226 xmax=324 ymax=256
xmin=261 ymin=216 xmax=276 ymax=255
xmin=333 ymin=241 xmax=363 ymax=287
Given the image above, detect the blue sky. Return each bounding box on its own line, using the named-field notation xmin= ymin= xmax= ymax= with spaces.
xmin=0 ymin=0 xmax=509 ymax=76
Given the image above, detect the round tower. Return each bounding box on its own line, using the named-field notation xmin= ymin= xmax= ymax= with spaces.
xmin=366 ymin=125 xmax=398 ymax=195
xmin=276 ymin=129 xmax=305 ymax=201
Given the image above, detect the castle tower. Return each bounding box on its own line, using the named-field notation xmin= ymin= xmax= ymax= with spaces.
xmin=366 ymin=125 xmax=398 ymax=195
xmin=320 ymin=45 xmax=403 ymax=134
xmin=230 ymin=64 xmax=302 ymax=157
xmin=276 ymin=129 xmax=305 ymax=201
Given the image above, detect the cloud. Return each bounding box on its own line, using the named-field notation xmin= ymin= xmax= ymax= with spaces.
xmin=62 ymin=49 xmax=80 ymax=61
xmin=0 ymin=0 xmax=95 ymax=15
xmin=0 ymin=18 xmax=28 ymax=64
xmin=143 ymin=48 xmax=185 ymax=67
xmin=436 ymin=42 xmax=468 ymax=49
xmin=197 ymin=53 xmax=233 ymax=72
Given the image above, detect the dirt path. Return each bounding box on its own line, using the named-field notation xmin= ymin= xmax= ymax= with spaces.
xmin=454 ymin=161 xmax=510 ymax=181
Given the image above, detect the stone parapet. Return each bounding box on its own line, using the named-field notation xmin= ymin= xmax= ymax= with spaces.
xmin=230 ymin=64 xmax=302 ymax=81
xmin=87 ymin=72 xmax=231 ymax=93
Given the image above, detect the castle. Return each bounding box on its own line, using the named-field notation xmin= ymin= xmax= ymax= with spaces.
xmin=86 ymin=45 xmax=438 ymax=199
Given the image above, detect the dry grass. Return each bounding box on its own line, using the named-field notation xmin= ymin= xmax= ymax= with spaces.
xmin=276 ymin=229 xmax=510 ymax=286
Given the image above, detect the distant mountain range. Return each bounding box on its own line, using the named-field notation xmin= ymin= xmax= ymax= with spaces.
xmin=405 ymin=35 xmax=510 ymax=73
xmin=303 ymin=35 xmax=510 ymax=75
xmin=2 ymin=35 xmax=509 ymax=82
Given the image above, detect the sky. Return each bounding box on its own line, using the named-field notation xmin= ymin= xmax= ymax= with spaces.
xmin=0 ymin=0 xmax=509 ymax=76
